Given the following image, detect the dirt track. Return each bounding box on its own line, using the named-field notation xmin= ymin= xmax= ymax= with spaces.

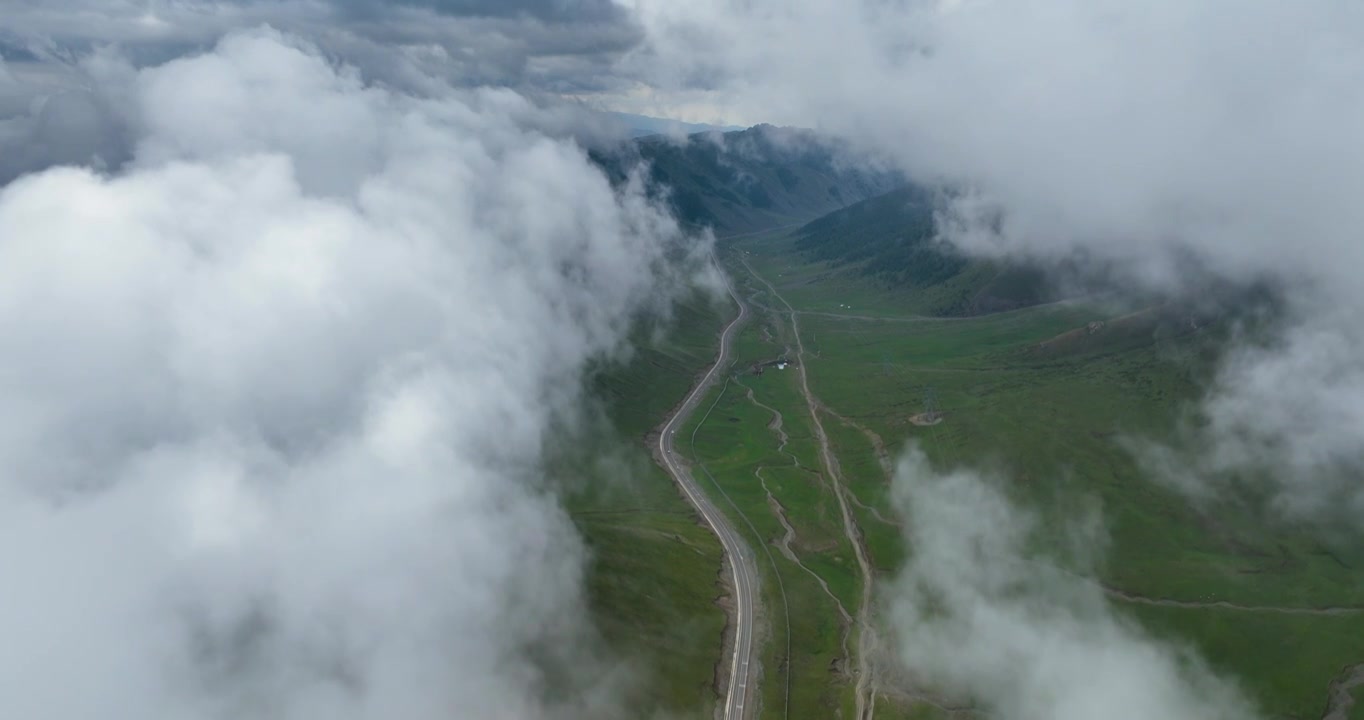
xmin=1103 ymin=586 xmax=1364 ymax=616
xmin=741 ymin=255 xmax=881 ymax=720
xmin=738 ymin=380 xmax=857 ymax=669
xmin=1323 ymin=663 xmax=1364 ymax=720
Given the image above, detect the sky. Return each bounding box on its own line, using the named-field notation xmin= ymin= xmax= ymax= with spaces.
xmin=4 ymin=1 xmax=1364 ymax=718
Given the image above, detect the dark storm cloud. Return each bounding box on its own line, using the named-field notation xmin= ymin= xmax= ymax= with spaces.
xmin=330 ymin=0 xmax=629 ymax=22
xmin=0 ymin=0 xmax=641 ymax=87
xmin=0 ymin=0 xmax=645 ymax=182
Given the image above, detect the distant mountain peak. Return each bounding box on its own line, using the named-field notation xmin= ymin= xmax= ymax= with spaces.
xmin=603 ymin=111 xmax=746 ymax=139
xmin=590 ymin=127 xmax=902 ymax=236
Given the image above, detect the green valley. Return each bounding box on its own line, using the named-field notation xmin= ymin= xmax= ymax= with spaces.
xmin=578 ymin=180 xmax=1364 ymax=720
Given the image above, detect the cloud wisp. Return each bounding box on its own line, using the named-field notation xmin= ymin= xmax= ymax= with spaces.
xmin=0 ymin=28 xmax=701 ymax=720
xmin=887 ymin=447 xmax=1260 ymax=720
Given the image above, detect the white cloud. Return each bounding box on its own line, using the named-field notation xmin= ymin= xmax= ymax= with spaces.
xmin=0 ymin=28 xmax=699 ymax=719
xmin=1159 ymin=311 xmax=1364 ymax=526
xmin=888 ymin=447 xmax=1260 ymax=720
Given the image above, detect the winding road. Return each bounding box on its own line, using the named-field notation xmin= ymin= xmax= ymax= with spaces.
xmin=656 ymin=252 xmax=760 ymax=720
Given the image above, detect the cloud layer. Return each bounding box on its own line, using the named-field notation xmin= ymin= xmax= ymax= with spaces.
xmin=0 ymin=28 xmax=696 ymax=720
xmin=0 ymin=0 xmax=652 ymax=183
xmin=1 ymin=0 xmax=641 ymax=91
xmin=888 ymin=447 xmax=1260 ymax=720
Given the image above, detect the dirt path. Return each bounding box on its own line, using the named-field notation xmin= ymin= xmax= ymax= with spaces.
xmin=742 ymin=256 xmax=880 ymax=720
xmin=760 ymin=469 xmax=856 ymax=657
xmin=874 ymin=685 xmax=976 ymax=717
xmin=820 ymin=407 xmax=903 ymax=529
xmin=1323 ymin=663 xmax=1364 ymax=720
xmin=1103 ymin=586 xmax=1364 ymax=616
xmin=738 ymin=378 xmax=858 ymax=672
xmin=791 ymin=296 xmax=1090 ymax=324
xmin=843 ymin=487 xmax=903 ymax=529
xmin=821 ymin=406 xmax=893 ymax=480
xmin=798 ymin=310 xmax=941 ymax=323
xmin=735 ymin=381 xmax=804 ymax=470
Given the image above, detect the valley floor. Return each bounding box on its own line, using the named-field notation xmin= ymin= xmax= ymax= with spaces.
xmin=576 ymin=227 xmax=1364 ymax=720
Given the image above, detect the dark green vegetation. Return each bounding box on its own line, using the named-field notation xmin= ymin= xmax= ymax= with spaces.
xmin=592 ymin=125 xmax=901 ymax=235
xmin=677 ymin=219 xmax=1364 ymax=719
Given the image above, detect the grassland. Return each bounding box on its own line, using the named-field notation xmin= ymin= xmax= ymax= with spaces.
xmin=563 ymin=291 xmax=734 ymax=718
xmin=671 ymin=229 xmax=1364 ymax=719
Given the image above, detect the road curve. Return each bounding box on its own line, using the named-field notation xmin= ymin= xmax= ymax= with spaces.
xmin=656 ymin=252 xmax=759 ymax=720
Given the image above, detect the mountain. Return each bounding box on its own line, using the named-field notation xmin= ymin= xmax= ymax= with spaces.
xmin=602 ymin=112 xmax=744 ymax=138
xmin=793 ymin=185 xmax=1050 ymax=316
xmin=592 ymin=124 xmax=902 ymax=236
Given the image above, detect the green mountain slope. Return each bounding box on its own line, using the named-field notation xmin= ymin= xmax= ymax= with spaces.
xmin=791 ymin=185 xmax=1051 ymax=316
xmin=593 ymin=124 xmax=901 ymax=236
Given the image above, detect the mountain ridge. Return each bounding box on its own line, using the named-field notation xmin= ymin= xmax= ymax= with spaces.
xmin=592 ymin=124 xmax=902 ymax=235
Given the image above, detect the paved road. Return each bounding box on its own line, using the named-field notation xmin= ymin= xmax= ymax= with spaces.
xmin=656 ymin=253 xmax=759 ymax=720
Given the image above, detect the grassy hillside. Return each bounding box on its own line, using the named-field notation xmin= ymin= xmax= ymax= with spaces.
xmin=592 ymin=125 xmax=901 ymax=235
xmin=791 ymin=185 xmax=1050 ymax=316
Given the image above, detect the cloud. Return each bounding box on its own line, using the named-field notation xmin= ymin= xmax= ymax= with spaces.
xmin=1141 ymin=310 xmax=1364 ymax=527
xmin=1 ymin=0 xmax=643 ymax=92
xmin=331 ymin=0 xmax=630 ymax=22
xmin=0 ymin=0 xmax=652 ymax=183
xmin=630 ymin=0 xmax=1364 ymax=526
xmin=887 ymin=447 xmax=1260 ymax=720
xmin=0 ymin=28 xmax=700 ymax=720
